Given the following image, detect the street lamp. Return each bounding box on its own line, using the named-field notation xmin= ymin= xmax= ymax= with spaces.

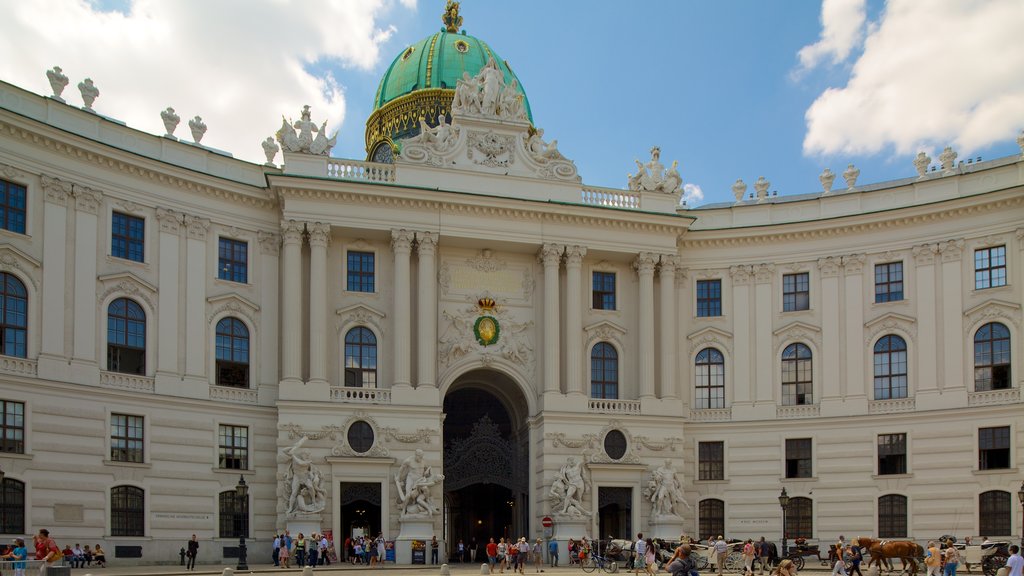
xmin=778 ymin=488 xmax=790 ymax=557
xmin=1016 ymin=481 xmax=1024 ymax=549
xmin=235 ymin=475 xmax=249 ymax=571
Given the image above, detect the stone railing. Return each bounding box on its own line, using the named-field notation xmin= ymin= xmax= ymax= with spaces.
xmin=588 ymin=398 xmax=641 ymax=415
xmin=689 ymin=407 xmax=732 ymax=422
xmin=776 ymin=403 xmax=820 ymax=419
xmin=968 ymin=387 xmax=1020 ymax=407
xmin=326 ymin=159 xmax=396 ymax=183
xmin=868 ymin=397 xmax=916 ymax=414
xmin=330 ymin=386 xmax=392 ymax=404
xmin=0 ymin=356 xmax=37 ymax=377
xmin=100 ymin=371 xmax=155 ymax=393
xmin=209 ymin=385 xmax=258 ymax=404
xmin=581 ymin=186 xmax=641 ymax=210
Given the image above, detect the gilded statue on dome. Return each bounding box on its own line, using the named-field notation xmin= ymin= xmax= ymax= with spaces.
xmin=443 ymin=1 xmax=463 ymax=33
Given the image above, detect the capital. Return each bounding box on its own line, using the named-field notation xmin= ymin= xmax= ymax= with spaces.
xmin=391 ymin=229 xmax=414 ymax=253
xmin=416 ymin=231 xmax=438 ymax=255
xmin=539 ymin=243 xmax=563 ymax=266
xmin=257 ymin=230 xmax=281 ymax=255
xmin=633 ymin=252 xmax=657 ymax=275
xmin=308 ymin=222 xmax=331 ymax=248
xmin=184 ymin=214 xmax=211 ymax=240
xmin=41 ymin=175 xmax=73 ymax=206
xmin=155 ymin=207 xmax=183 ymax=233
xmin=281 ymin=220 xmax=304 ymax=245
xmin=565 ymin=245 xmax=587 ymax=267
xmin=659 ymin=254 xmax=678 ymax=276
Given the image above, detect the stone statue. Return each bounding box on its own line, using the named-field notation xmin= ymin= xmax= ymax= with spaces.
xmin=275 ymin=106 xmax=337 ymax=156
xmin=479 ymin=57 xmax=505 ymax=115
xmin=549 ymin=456 xmax=591 ymax=517
xmin=262 ymin=137 xmax=280 ymax=165
xmin=395 ymin=449 xmax=444 ymax=516
xmin=452 ymin=71 xmax=480 ymax=115
xmin=405 ymin=115 xmax=459 ymax=154
xmin=526 ymin=128 xmax=563 ymax=162
xmin=628 ymin=146 xmax=682 ymax=194
xmin=46 ymin=66 xmax=68 ymax=101
xmin=281 ymin=436 xmax=326 ymax=515
xmin=644 ymin=459 xmax=690 ymax=517
xmin=161 ymin=107 xmax=180 ymax=138
xmin=731 ymin=178 xmax=747 ymax=203
xmin=452 ymin=57 xmax=527 ymax=122
xmin=939 ymin=146 xmax=957 ymax=174
xmin=77 ymin=78 xmax=99 ymax=111
xmin=188 ymin=116 xmax=207 ymax=144
xmin=499 ymin=79 xmax=527 ymax=121
xmin=442 ymin=0 xmax=463 ymax=33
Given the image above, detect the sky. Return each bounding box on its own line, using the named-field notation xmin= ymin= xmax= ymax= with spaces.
xmin=1 ymin=0 xmax=1022 ymax=207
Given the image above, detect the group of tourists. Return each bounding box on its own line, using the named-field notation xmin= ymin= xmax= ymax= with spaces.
xmin=340 ymin=533 xmax=386 ymax=566
xmin=0 ymin=529 xmax=107 ymax=575
xmin=484 ymin=536 xmax=546 ymax=574
xmin=272 ymin=530 xmax=333 ymax=568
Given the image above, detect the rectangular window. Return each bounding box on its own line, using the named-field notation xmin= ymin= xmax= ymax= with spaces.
xmin=592 ymin=271 xmax=616 ymax=310
xmin=347 ymin=251 xmax=375 ymax=293
xmin=111 ymin=212 xmax=145 ymax=262
xmin=698 ymin=441 xmax=725 ymax=481
xmin=0 ymin=179 xmax=27 ymax=235
xmin=696 ymin=279 xmax=722 ymax=317
xmin=218 ymin=238 xmax=248 ymax=284
xmin=111 ymin=414 xmax=144 ymax=463
xmin=0 ymin=400 xmax=24 ymax=454
xmin=979 ymin=426 xmax=1010 ymax=470
xmin=877 ymin=433 xmax=907 ymax=475
xmin=874 ymin=262 xmax=904 ymax=303
xmin=783 ymin=273 xmax=810 ymax=311
xmin=785 ymin=438 xmax=812 ymax=478
xmin=218 ymin=425 xmax=249 ymax=470
xmin=975 ymin=246 xmax=1007 ymax=290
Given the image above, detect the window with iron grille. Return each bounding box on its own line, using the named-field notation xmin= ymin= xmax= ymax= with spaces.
xmin=0 ymin=179 xmax=26 ymax=235
xmin=979 ymin=491 xmax=1010 ymax=536
xmin=785 ymin=438 xmax=812 ymax=478
xmin=218 ymin=425 xmax=248 ymax=470
xmin=110 ymin=485 xmax=145 ymax=537
xmin=874 ymin=262 xmax=904 ymax=303
xmin=974 ymin=246 xmax=1006 ymax=290
xmin=592 ymin=271 xmax=616 ymax=310
xmin=0 ymin=400 xmax=24 ymax=454
xmin=218 ymin=490 xmax=249 ymax=538
xmin=347 ymin=251 xmax=375 ymax=293
xmin=699 ymin=499 xmax=724 ymax=541
xmin=344 ymin=327 xmax=377 ymax=387
xmin=782 ymin=343 xmax=813 ymax=405
xmin=0 ymin=478 xmax=24 ymax=534
xmin=785 ymin=497 xmax=813 ymax=539
xmin=0 ymin=273 xmax=27 ymax=358
xmin=111 ymin=212 xmax=145 ymax=262
xmin=877 ymin=433 xmax=906 ymax=475
xmin=590 ymin=342 xmax=618 ymax=399
xmin=873 ymin=335 xmax=908 ymax=399
xmin=696 ymin=279 xmax=722 ymax=317
xmin=694 ymin=348 xmax=725 ymax=409
xmin=979 ymin=426 xmax=1010 ymax=470
xmin=216 ymin=317 xmax=250 ymax=388
xmin=111 ymin=414 xmax=144 ymax=463
xmin=218 ymin=238 xmax=248 ymax=284
xmin=698 ymin=441 xmax=724 ymax=481
xmin=107 ymin=298 xmax=145 ymax=375
xmin=974 ymin=322 xmax=1010 ymax=391
xmin=878 ymin=494 xmax=907 ymax=538
xmin=783 ymin=272 xmax=810 ymax=311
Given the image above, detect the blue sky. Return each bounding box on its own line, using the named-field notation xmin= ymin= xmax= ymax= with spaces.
xmin=2 ymin=0 xmax=1022 ymax=206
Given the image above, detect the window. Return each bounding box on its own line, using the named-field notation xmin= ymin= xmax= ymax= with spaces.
xmin=975 ymin=246 xmax=1006 ymax=290
xmin=219 ymin=490 xmax=249 ymax=538
xmin=0 ymin=273 xmax=27 ymax=358
xmin=107 ymin=298 xmax=145 ymax=375
xmin=218 ymin=425 xmax=249 ymax=470
xmin=0 ymin=400 xmax=24 ymax=454
xmin=877 ymin=433 xmax=907 ymax=475
xmin=698 ymin=441 xmax=724 ymax=481
xmin=590 ymin=342 xmax=618 ymax=399
xmin=111 ymin=212 xmax=145 ymax=262
xmin=873 ymin=335 xmax=908 ymax=400
xmin=783 ymin=272 xmax=810 ymax=311
xmin=0 ymin=478 xmax=25 ymax=534
xmin=111 ymin=414 xmax=144 ymax=463
xmin=781 ymin=343 xmax=813 ymax=406
xmin=696 ymin=279 xmax=722 ymax=317
xmin=216 ymin=318 xmax=250 ymax=388
xmin=0 ymin=179 xmax=27 ymax=234
xmin=110 ymin=486 xmax=144 ymax=537
xmin=347 ymin=421 xmax=375 ymax=454
xmin=218 ymin=238 xmax=248 ymax=284
xmin=347 ymin=251 xmax=375 ymax=293
xmin=975 ymin=322 xmax=1010 ymax=391
xmin=694 ymin=348 xmax=725 ymax=409
xmin=878 ymin=495 xmax=907 ymax=538
xmin=979 ymin=426 xmax=1010 ymax=470
xmin=592 ymin=271 xmax=616 ymax=310
xmin=979 ymin=491 xmax=1011 ymax=536
xmin=344 ymin=327 xmax=377 ymax=387
xmin=785 ymin=438 xmax=812 ymax=478
xmin=874 ymin=262 xmax=903 ymax=303
xmin=699 ymin=499 xmax=724 ymax=542
xmin=785 ymin=497 xmax=813 ymax=539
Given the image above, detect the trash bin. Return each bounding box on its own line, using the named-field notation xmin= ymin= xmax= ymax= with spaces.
xmin=46 ymin=566 xmax=72 ymax=576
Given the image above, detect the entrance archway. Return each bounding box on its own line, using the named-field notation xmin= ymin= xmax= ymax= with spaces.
xmin=443 ymin=369 xmax=530 ymax=559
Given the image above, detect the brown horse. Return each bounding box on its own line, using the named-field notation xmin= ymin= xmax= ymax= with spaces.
xmin=855 ymin=537 xmax=925 ymax=574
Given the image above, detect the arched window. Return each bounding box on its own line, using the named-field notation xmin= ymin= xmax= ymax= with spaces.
xmin=218 ymin=490 xmax=248 ymax=538
xmin=110 ymin=485 xmax=145 ymax=537
xmin=590 ymin=342 xmax=618 ymax=399
xmin=107 ymin=298 xmax=145 ymax=374
xmin=0 ymin=478 xmax=25 ymax=534
xmin=695 ymin=348 xmax=725 ymax=409
xmin=782 ymin=343 xmax=812 ymax=405
xmin=0 ymin=273 xmax=27 ymax=358
xmin=873 ymin=335 xmax=908 ymax=399
xmin=216 ymin=317 xmax=250 ymax=388
xmin=699 ymin=499 xmax=724 ymax=542
xmin=878 ymin=494 xmax=907 ymax=538
xmin=979 ymin=490 xmax=1011 ymax=536
xmin=975 ymin=323 xmax=1011 ymax=391
xmin=786 ymin=497 xmax=813 ymax=539
xmin=344 ymin=327 xmax=377 ymax=388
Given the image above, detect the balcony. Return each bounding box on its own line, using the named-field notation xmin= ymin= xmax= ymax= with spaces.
xmin=330 ymin=386 xmax=392 ymax=404
xmin=100 ymin=371 xmax=155 ymax=393
xmin=209 ymin=385 xmax=258 ymax=404
xmin=968 ymin=387 xmax=1020 ymax=407
xmin=588 ymin=398 xmax=641 ymax=415
xmin=0 ymin=356 xmax=37 ymax=377
xmin=868 ymin=397 xmax=916 ymax=414
xmin=776 ymin=403 xmax=820 ymax=418
xmin=689 ymin=407 xmax=732 ymax=422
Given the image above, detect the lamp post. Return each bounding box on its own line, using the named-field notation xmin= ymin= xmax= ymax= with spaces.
xmin=235 ymin=475 xmax=249 ymax=571
xmin=778 ymin=488 xmax=790 ymax=558
xmin=1017 ymin=481 xmax=1024 ymax=549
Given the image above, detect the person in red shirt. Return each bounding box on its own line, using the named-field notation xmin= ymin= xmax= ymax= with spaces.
xmin=487 ymin=538 xmax=499 ymax=574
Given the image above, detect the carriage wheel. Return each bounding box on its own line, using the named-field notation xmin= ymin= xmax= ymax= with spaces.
xmin=791 ymin=555 xmax=805 ymax=571
xmin=982 ymin=554 xmax=1008 ymax=576
xmin=603 ymin=561 xmax=619 ymax=573
xmin=694 ymin=553 xmax=710 ymax=570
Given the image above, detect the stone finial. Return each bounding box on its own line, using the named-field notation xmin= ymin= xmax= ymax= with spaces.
xmin=913 ymin=151 xmax=931 ymax=179
xmin=819 ymin=168 xmax=835 ymax=194
xmin=1017 ymin=129 xmax=1024 ymax=158
xmin=46 ymin=66 xmax=68 ymax=102
xmin=843 ymin=163 xmax=860 ymax=190
xmin=188 ymin=116 xmax=207 ymax=144
xmin=160 ymin=107 xmax=180 ymax=139
xmin=262 ymin=137 xmax=280 ymax=166
xmin=731 ymin=178 xmax=747 ymax=203
xmin=77 ymin=78 xmax=99 ymax=111
xmin=753 ymin=176 xmax=770 ymax=201
xmin=939 ymin=146 xmax=957 ymax=174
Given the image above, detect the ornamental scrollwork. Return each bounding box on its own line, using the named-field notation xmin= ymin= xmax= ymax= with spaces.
xmin=634 ymin=436 xmax=682 ymax=452
xmin=381 ymin=426 xmax=434 ymax=444
xmin=546 ymin=432 xmax=589 ymax=450
xmin=281 ymin=423 xmax=344 ymax=441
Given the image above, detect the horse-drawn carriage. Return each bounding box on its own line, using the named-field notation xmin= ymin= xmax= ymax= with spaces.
xmin=959 ymin=540 xmax=1010 ymax=576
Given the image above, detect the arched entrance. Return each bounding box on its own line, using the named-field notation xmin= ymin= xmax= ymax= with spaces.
xmin=443 ymin=369 xmax=530 ymax=560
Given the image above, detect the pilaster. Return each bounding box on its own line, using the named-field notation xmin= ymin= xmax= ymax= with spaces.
xmin=565 ymin=245 xmax=586 ymax=396
xmin=938 ymin=239 xmax=965 ymax=392
xmin=912 ymin=244 xmax=938 ymax=395
xmin=634 ymin=252 xmax=657 ymax=399
xmin=753 ymin=264 xmax=774 ymax=404
xmin=72 ymin=184 xmax=102 ymax=364
xmin=183 ymin=214 xmax=210 ymax=381
xmin=307 ymin=223 xmax=331 ymax=386
xmin=391 ymin=229 xmax=414 ymax=389
xmin=729 ymin=265 xmax=753 ymax=403
xmin=540 ymin=244 xmax=563 ymax=395
xmin=818 ymin=256 xmax=842 ymax=404
xmin=39 ymin=176 xmax=71 ymax=365
xmin=841 ymin=254 xmax=864 ymax=400
xmin=280 ymin=220 xmax=304 ymax=385
xmin=658 ymin=255 xmax=677 ymax=400
xmin=155 ymin=208 xmax=183 ymax=382
xmin=416 ymin=232 xmax=438 ymax=389
xmin=257 ymin=230 xmax=281 ymax=398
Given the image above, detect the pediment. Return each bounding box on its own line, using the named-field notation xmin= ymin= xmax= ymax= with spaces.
xmin=336 ymin=304 xmax=387 ymax=333
xmin=686 ymin=326 xmax=733 ymax=354
xmin=864 ymin=312 xmax=917 ymax=344
xmin=964 ymin=299 xmax=1021 ymax=331
xmin=97 ymin=271 xmax=157 ymax=312
xmin=97 ymin=271 xmax=157 ymax=294
xmin=864 ymin=312 xmax=916 ymax=330
xmin=207 ymin=292 xmax=261 ymax=325
xmin=773 ymin=321 xmax=822 ymax=349
xmin=584 ymin=320 xmax=627 ymax=340
xmin=0 ymin=244 xmax=41 ymax=289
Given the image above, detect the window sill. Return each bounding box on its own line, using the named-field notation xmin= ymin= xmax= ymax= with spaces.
xmin=871 ymin=298 xmax=908 ymax=307
xmin=106 ymin=254 xmax=149 ymax=269
xmin=0 ymin=452 xmax=34 ymax=461
xmin=780 ymin=476 xmax=818 ymax=482
xmin=973 ymin=283 xmax=1011 ymax=294
xmin=212 ymin=468 xmax=254 ymax=475
xmin=973 ymin=468 xmax=1015 ymax=476
xmin=871 ymin=473 xmax=913 ymax=480
xmin=0 ymin=227 xmax=30 ymax=241
xmin=780 ymin=308 xmax=812 ymax=315
xmin=694 ymin=479 xmax=728 ymax=484
xmin=102 ymin=460 xmax=151 ymax=469
xmin=590 ymin=307 xmax=619 ymax=314
xmin=214 ymin=277 xmax=251 ymax=289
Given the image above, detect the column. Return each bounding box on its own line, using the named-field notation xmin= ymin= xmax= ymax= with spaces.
xmin=729 ymin=266 xmax=753 ymax=402
xmin=416 ymin=232 xmax=438 ymax=388
xmin=842 ymin=255 xmax=865 ymax=397
xmin=392 ymin=229 xmax=414 ymax=388
xmin=183 ymin=214 xmax=210 ymax=378
xmin=658 ymin=255 xmax=677 ymax=399
xmin=565 ymin=245 xmax=587 ymax=395
xmin=280 ymin=220 xmax=304 ymax=384
xmin=540 ymin=244 xmax=562 ymax=394
xmin=307 ymin=222 xmax=330 ymax=386
xmin=72 ymin=185 xmax=102 ymax=363
xmin=912 ymin=244 xmax=938 ymax=395
xmin=155 ymin=208 xmax=183 ymax=376
xmin=818 ymin=257 xmax=842 ymax=401
xmin=753 ymin=264 xmax=774 ymax=402
xmin=938 ymin=240 xmax=965 ymax=391
xmin=39 ymin=176 xmax=71 ymax=360
xmin=634 ymin=252 xmax=657 ymax=399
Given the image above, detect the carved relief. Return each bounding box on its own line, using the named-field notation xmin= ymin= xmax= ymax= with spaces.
xmin=155 ymin=208 xmax=183 ymax=234
xmin=451 ymin=56 xmax=529 ymax=122
xmin=281 ymin=220 xmax=304 ymax=245
xmin=753 ymin=263 xmax=775 ymax=283
xmin=773 ymin=321 xmax=823 ymax=350
xmin=963 ymin=299 xmax=1021 ymax=334
xmin=97 ymin=272 xmax=157 ymax=312
xmin=817 ymin=256 xmax=841 ymax=277
xmin=184 ymin=214 xmax=211 ymax=240
xmin=584 ymin=320 xmax=627 ymax=351
xmin=467 ymin=130 xmax=514 ymax=168
xmin=381 ymin=426 xmax=434 ymax=444
xmin=438 ymin=295 xmax=533 ymax=368
xmin=729 ymin=265 xmax=752 ymax=285
xmin=687 ymin=326 xmax=733 ymax=355
xmin=439 ymin=250 xmax=533 ymax=301
xmin=633 ymin=252 xmax=657 ymax=275
xmin=330 ymin=411 xmax=389 ymax=457
xmin=937 ymin=239 xmax=964 ymax=262
xmin=308 ymin=222 xmax=331 ymax=248
xmin=336 ymin=304 xmax=386 ymax=335
xmin=73 ymin=185 xmax=103 ymax=214
xmin=842 ymin=254 xmax=865 ymax=274
xmin=391 ymin=229 xmax=414 ymax=253
xmin=912 ymin=243 xmax=937 ymax=265
xmin=207 ymin=293 xmax=260 ymax=327
xmin=41 ymin=175 xmax=72 ymax=206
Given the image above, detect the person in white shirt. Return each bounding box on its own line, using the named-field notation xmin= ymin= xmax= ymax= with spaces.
xmin=635 ymin=533 xmax=647 ymax=575
xmin=1006 ymin=545 xmax=1023 ymax=576
xmin=320 ymin=535 xmax=330 ymax=565
xmin=714 ymin=537 xmax=729 ymax=576
xmin=833 ymin=557 xmax=848 ymax=576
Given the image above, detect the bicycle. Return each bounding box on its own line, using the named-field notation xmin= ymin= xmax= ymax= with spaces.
xmin=581 ymin=541 xmax=620 ymax=573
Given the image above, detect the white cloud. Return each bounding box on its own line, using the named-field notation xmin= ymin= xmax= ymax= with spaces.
xmin=795 ymin=0 xmax=866 ymax=73
xmin=803 ymin=0 xmax=1024 ymax=157
xmin=682 ymin=183 xmax=704 ymax=206
xmin=0 ymin=0 xmax=414 ymax=163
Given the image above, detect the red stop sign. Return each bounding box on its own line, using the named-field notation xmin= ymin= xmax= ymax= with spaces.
xmin=542 ymin=516 xmax=553 ymax=528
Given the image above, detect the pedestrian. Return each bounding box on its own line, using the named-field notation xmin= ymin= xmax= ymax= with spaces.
xmin=944 ymin=542 xmax=961 ymax=576
xmin=186 ymin=534 xmax=199 ymax=570
xmin=773 ymin=559 xmax=798 ymax=576
xmin=1006 ymin=545 xmax=1023 ymax=576
xmin=743 ymin=539 xmax=756 ymax=576
xmin=635 ymin=533 xmax=647 ymax=575
xmin=848 ymin=546 xmax=863 ymax=576
xmin=93 ymin=544 xmax=107 ymax=568
xmin=832 ymin=552 xmax=848 ymax=576
xmin=926 ymin=541 xmax=942 ymax=576
xmin=756 ymin=537 xmax=769 ymax=575
xmin=644 ymin=538 xmax=657 ymax=576
xmin=665 ymin=544 xmax=695 ymax=576
xmin=279 ymin=535 xmax=291 ymax=569
xmin=376 ymin=534 xmax=386 ymax=567
xmin=3 ymin=538 xmax=28 ymax=576
xmin=535 ymin=538 xmax=545 ymax=573
xmin=273 ymin=533 xmax=281 ymax=566
xmin=432 ymin=535 xmax=440 ymax=565
xmin=320 ymin=533 xmax=331 ymax=565
xmin=549 ymin=538 xmax=559 ymax=567
xmin=714 ymin=536 xmax=729 ymax=576
xmin=307 ymin=533 xmax=319 ymax=567
xmin=295 ymin=533 xmax=307 ymax=566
